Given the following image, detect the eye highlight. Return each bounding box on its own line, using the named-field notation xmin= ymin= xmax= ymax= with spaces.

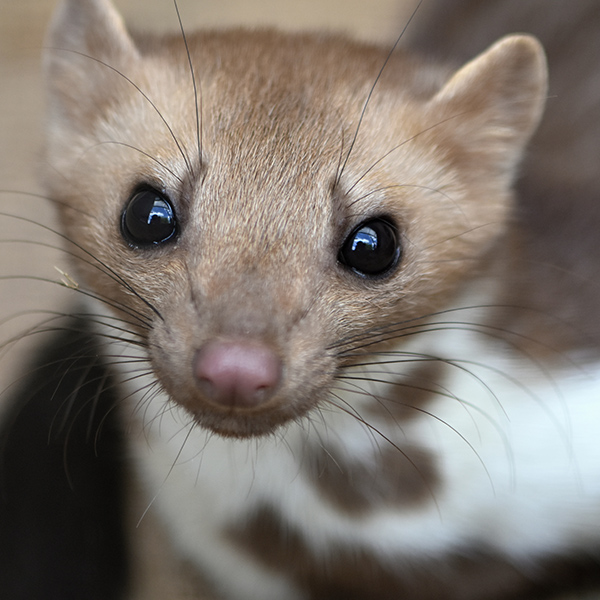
xmin=121 ymin=188 xmax=178 ymax=247
xmin=338 ymin=218 xmax=401 ymax=278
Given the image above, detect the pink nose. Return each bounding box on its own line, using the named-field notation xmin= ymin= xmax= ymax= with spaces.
xmin=193 ymin=340 xmax=282 ymax=408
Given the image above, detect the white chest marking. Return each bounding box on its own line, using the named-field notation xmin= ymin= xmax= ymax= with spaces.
xmin=96 ymin=298 xmax=600 ymax=599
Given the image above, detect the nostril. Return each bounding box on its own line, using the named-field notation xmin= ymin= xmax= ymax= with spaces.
xmin=193 ymin=340 xmax=282 ymax=408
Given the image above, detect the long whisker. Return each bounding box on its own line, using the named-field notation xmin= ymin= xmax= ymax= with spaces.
xmin=334 ymin=0 xmax=424 ymax=188
xmin=330 ymin=304 xmax=581 ymax=358
xmin=0 ymin=312 xmax=146 ymax=366
xmin=0 ymin=273 xmax=152 ymax=332
xmin=326 ymin=393 xmax=444 ymax=510
xmin=344 ymin=110 xmax=470 ymax=197
xmin=0 ymin=236 xmax=154 ymax=328
xmin=0 ymin=190 xmax=93 ymax=219
xmin=0 ymin=212 xmax=162 ymax=322
xmin=46 ymin=47 xmax=194 ymax=175
xmin=173 ymin=0 xmax=203 ymax=170
xmin=346 ymin=183 xmax=459 ymax=211
xmin=136 ymin=419 xmax=197 ymax=527
xmin=79 ymin=141 xmax=184 ymax=184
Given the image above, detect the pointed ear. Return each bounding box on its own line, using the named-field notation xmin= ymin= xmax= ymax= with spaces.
xmin=429 ymin=34 xmax=548 ymax=178
xmin=44 ymin=0 xmax=140 ymax=125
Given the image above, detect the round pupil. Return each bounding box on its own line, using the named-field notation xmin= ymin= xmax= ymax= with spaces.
xmin=122 ymin=189 xmax=177 ymax=246
xmin=339 ymin=218 xmax=400 ymax=277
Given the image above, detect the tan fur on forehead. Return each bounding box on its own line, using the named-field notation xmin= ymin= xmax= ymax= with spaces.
xmin=46 ymin=31 xmax=543 ymax=250
xmin=43 ymin=0 xmax=547 ymax=437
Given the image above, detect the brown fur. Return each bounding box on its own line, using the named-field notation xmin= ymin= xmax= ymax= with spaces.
xmin=43 ymin=0 xmax=546 ymax=439
xmin=228 ymin=503 xmax=600 ymax=600
xmin=38 ymin=0 xmax=554 ymax=597
xmin=304 ymin=442 xmax=439 ymax=515
xmin=408 ymin=0 xmax=600 ymax=354
xmin=363 ymin=358 xmax=448 ymax=422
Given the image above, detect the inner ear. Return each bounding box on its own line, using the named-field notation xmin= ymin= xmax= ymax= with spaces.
xmin=428 ymin=35 xmax=548 ymax=174
xmin=46 ymin=0 xmax=138 ymax=66
xmin=44 ymin=0 xmax=140 ymax=124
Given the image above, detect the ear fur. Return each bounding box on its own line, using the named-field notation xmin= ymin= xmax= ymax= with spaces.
xmin=429 ymin=34 xmax=548 ymax=177
xmin=44 ymin=0 xmax=139 ymax=127
xmin=46 ymin=0 xmax=137 ymax=62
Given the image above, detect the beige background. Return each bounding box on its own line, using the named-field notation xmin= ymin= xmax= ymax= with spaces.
xmin=0 ymin=0 xmax=407 ymax=398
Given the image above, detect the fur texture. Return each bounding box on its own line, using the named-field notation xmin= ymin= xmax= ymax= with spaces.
xmin=2 ymin=1 xmax=600 ymax=599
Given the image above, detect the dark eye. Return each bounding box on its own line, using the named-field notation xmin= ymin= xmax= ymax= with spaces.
xmin=338 ymin=218 xmax=401 ymax=277
xmin=121 ymin=188 xmax=178 ymax=247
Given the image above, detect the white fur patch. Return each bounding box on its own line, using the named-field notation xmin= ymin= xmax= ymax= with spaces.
xmin=95 ymin=289 xmax=600 ymax=599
